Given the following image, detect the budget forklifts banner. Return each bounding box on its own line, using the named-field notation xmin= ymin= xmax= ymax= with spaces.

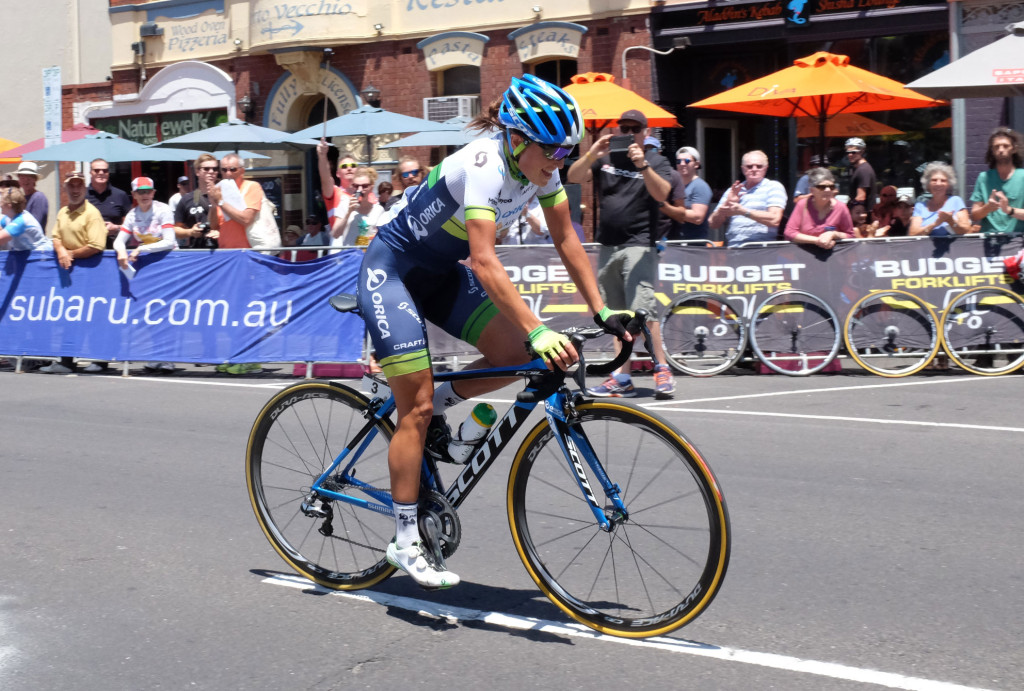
xmin=0 ymin=250 xmax=364 ymax=362
xmin=424 ymin=237 xmax=1024 ymax=358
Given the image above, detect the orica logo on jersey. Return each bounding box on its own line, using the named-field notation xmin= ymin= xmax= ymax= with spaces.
xmin=366 ymin=268 xmax=387 ymax=292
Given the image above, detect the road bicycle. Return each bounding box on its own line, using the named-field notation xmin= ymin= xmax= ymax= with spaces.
xmin=246 ymin=296 xmax=731 ymax=638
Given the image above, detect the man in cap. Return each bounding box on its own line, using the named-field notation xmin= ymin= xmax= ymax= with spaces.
xmin=39 ymin=170 xmax=108 ymax=374
xmin=16 ymin=161 xmax=48 ymax=230
xmin=660 ymin=146 xmax=712 ymax=241
xmin=567 ymin=108 xmax=676 ymax=399
xmin=168 ymin=175 xmax=193 ymax=217
xmin=85 ymin=158 xmax=132 ymax=248
xmin=844 ymin=137 xmax=876 ymax=212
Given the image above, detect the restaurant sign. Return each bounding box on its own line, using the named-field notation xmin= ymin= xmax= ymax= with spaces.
xmin=92 ymin=110 xmax=228 ymax=146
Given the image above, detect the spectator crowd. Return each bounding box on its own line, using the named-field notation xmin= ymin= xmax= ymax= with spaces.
xmin=1 ymin=121 xmax=1023 ymax=388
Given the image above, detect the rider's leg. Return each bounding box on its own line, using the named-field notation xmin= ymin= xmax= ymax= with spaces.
xmin=387 ymin=368 xmax=434 ymax=507
xmin=443 ymin=311 xmax=528 ymax=400
xmin=384 ymin=367 xmax=460 ymax=588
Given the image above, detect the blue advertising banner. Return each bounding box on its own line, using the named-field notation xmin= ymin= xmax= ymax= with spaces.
xmin=0 ymin=250 xmax=365 ymax=363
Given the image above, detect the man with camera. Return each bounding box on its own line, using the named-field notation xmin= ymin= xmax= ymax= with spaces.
xmin=567 ymin=109 xmax=676 ymax=399
xmin=174 ymin=153 xmax=220 ymax=249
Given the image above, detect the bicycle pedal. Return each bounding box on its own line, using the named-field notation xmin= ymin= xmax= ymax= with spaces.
xmin=418 ymin=514 xmax=448 ymax=569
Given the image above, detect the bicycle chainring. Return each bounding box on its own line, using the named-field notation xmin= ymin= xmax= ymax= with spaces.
xmin=418 ymin=490 xmax=461 ymax=561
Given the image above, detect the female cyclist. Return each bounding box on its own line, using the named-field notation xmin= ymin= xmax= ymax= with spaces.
xmin=357 ymin=75 xmax=634 ymax=588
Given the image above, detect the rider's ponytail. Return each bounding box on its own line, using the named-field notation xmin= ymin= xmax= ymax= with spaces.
xmin=467 ymin=95 xmax=504 ymax=135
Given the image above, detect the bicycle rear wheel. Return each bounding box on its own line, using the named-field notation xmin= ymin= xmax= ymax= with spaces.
xmin=749 ymin=289 xmax=841 ymax=375
xmin=660 ymin=292 xmax=746 ymax=376
xmin=940 ymin=286 xmax=1024 ymax=375
xmin=507 ymin=401 xmax=730 ymax=638
xmin=844 ymin=289 xmax=940 ymax=377
xmin=246 ymin=381 xmax=397 ymax=589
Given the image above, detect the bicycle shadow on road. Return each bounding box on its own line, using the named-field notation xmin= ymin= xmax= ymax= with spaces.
xmin=252 ymin=567 xmax=585 ymax=644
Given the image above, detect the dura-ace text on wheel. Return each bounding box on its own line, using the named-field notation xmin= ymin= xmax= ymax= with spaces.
xmin=660 ymin=291 xmax=747 ymax=376
xmin=507 ymin=401 xmax=730 ymax=637
xmin=246 ymin=382 xmax=397 ymax=589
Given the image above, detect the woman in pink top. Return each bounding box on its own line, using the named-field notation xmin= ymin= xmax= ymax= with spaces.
xmin=784 ymin=167 xmax=854 ymax=249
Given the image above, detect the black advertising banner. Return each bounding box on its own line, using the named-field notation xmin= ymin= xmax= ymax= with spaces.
xmin=427 ymin=237 xmax=1024 ymax=357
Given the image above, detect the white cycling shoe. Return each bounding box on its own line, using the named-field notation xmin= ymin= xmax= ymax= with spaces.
xmin=386 ymin=541 xmax=460 ymax=590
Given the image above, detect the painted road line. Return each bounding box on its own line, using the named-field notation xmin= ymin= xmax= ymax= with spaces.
xmin=263 ymin=573 xmax=988 ymax=691
xmin=644 ymin=374 xmax=1013 ymax=407
xmin=646 ymin=407 xmax=1024 ymax=433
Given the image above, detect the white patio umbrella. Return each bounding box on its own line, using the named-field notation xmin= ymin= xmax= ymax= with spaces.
xmin=907 ymin=22 xmax=1024 ymax=99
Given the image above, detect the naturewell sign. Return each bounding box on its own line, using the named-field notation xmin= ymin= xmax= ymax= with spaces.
xmin=93 ymin=110 xmax=228 ymax=146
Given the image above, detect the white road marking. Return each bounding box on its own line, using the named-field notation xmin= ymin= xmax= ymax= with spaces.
xmin=645 ymin=374 xmax=1012 ymax=407
xmin=263 ymin=574 xmax=988 ymax=691
xmin=644 ymin=408 xmax=1024 ymax=433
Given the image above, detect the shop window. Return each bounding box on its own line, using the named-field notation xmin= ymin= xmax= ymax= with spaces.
xmin=532 ymin=60 xmax=577 ymax=88
xmin=442 ymin=66 xmax=481 ymax=96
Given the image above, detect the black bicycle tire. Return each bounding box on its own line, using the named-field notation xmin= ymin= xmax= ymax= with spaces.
xmin=843 ymin=289 xmax=940 ymax=377
xmin=659 ymin=292 xmax=747 ymax=377
xmin=246 ymin=381 xmax=397 ymax=590
xmin=940 ymin=286 xmax=1024 ymax=376
xmin=506 ymin=401 xmax=730 ymax=638
xmin=749 ymin=289 xmax=841 ymax=376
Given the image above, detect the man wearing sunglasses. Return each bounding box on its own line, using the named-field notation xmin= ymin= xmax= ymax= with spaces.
xmin=567 ymin=109 xmax=676 ymax=399
xmin=207 ymin=152 xmax=263 ymax=249
xmin=709 ymin=150 xmax=787 ymax=246
xmin=659 ymin=146 xmax=712 ymax=242
xmin=85 ymin=158 xmax=131 ymax=249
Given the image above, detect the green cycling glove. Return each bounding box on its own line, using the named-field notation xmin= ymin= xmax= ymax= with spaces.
xmin=528 ymin=325 xmax=570 ymax=364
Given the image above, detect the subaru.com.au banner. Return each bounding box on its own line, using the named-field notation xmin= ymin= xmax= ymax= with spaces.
xmin=0 ymin=250 xmax=363 ymax=362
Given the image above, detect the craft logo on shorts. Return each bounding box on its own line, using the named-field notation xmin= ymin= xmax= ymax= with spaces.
xmin=366 ymin=268 xmax=387 ymax=292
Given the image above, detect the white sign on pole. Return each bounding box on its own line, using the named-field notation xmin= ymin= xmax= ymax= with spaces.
xmin=43 ymin=66 xmax=62 ymax=147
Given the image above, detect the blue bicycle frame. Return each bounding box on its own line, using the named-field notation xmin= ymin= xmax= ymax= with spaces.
xmin=306 ymin=356 xmax=628 ymax=532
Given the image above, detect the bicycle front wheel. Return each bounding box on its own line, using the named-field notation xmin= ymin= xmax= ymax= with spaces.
xmin=660 ymin=292 xmax=747 ymax=376
xmin=844 ymin=290 xmax=940 ymax=377
xmin=246 ymin=381 xmax=397 ymax=590
xmin=507 ymin=401 xmax=730 ymax=638
xmin=749 ymin=289 xmax=841 ymax=376
xmin=940 ymin=286 xmax=1024 ymax=375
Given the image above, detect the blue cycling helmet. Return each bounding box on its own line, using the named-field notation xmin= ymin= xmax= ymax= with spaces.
xmin=498 ymin=74 xmax=583 ymax=148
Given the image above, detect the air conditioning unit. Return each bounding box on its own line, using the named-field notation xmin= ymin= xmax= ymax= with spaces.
xmin=423 ymin=96 xmax=480 ymax=123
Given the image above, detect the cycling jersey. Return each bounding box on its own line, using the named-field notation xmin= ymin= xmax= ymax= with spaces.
xmin=358 ymin=132 xmax=567 ymax=378
xmin=115 ymin=201 xmax=177 ymax=254
xmin=374 ymin=133 xmax=567 ymax=266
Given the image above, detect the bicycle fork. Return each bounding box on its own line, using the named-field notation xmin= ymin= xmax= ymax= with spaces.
xmin=545 ymin=399 xmax=629 ymax=531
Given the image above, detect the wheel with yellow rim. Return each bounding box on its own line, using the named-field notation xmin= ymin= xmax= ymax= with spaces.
xmin=940 ymin=285 xmax=1024 ymax=376
xmin=246 ymin=381 xmax=397 ymax=590
xmin=506 ymin=400 xmax=730 ymax=638
xmin=843 ymin=289 xmax=941 ymax=377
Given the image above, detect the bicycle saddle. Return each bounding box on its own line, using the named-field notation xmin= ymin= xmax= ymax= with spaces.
xmin=329 ymin=294 xmax=358 ymax=313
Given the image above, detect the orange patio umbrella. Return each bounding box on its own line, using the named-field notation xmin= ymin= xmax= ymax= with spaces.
xmin=689 ymin=52 xmax=944 ymax=157
xmin=0 ymin=138 xmax=21 ymax=165
xmin=564 ymin=72 xmax=679 ymax=131
xmin=795 ymin=113 xmax=903 ymax=138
